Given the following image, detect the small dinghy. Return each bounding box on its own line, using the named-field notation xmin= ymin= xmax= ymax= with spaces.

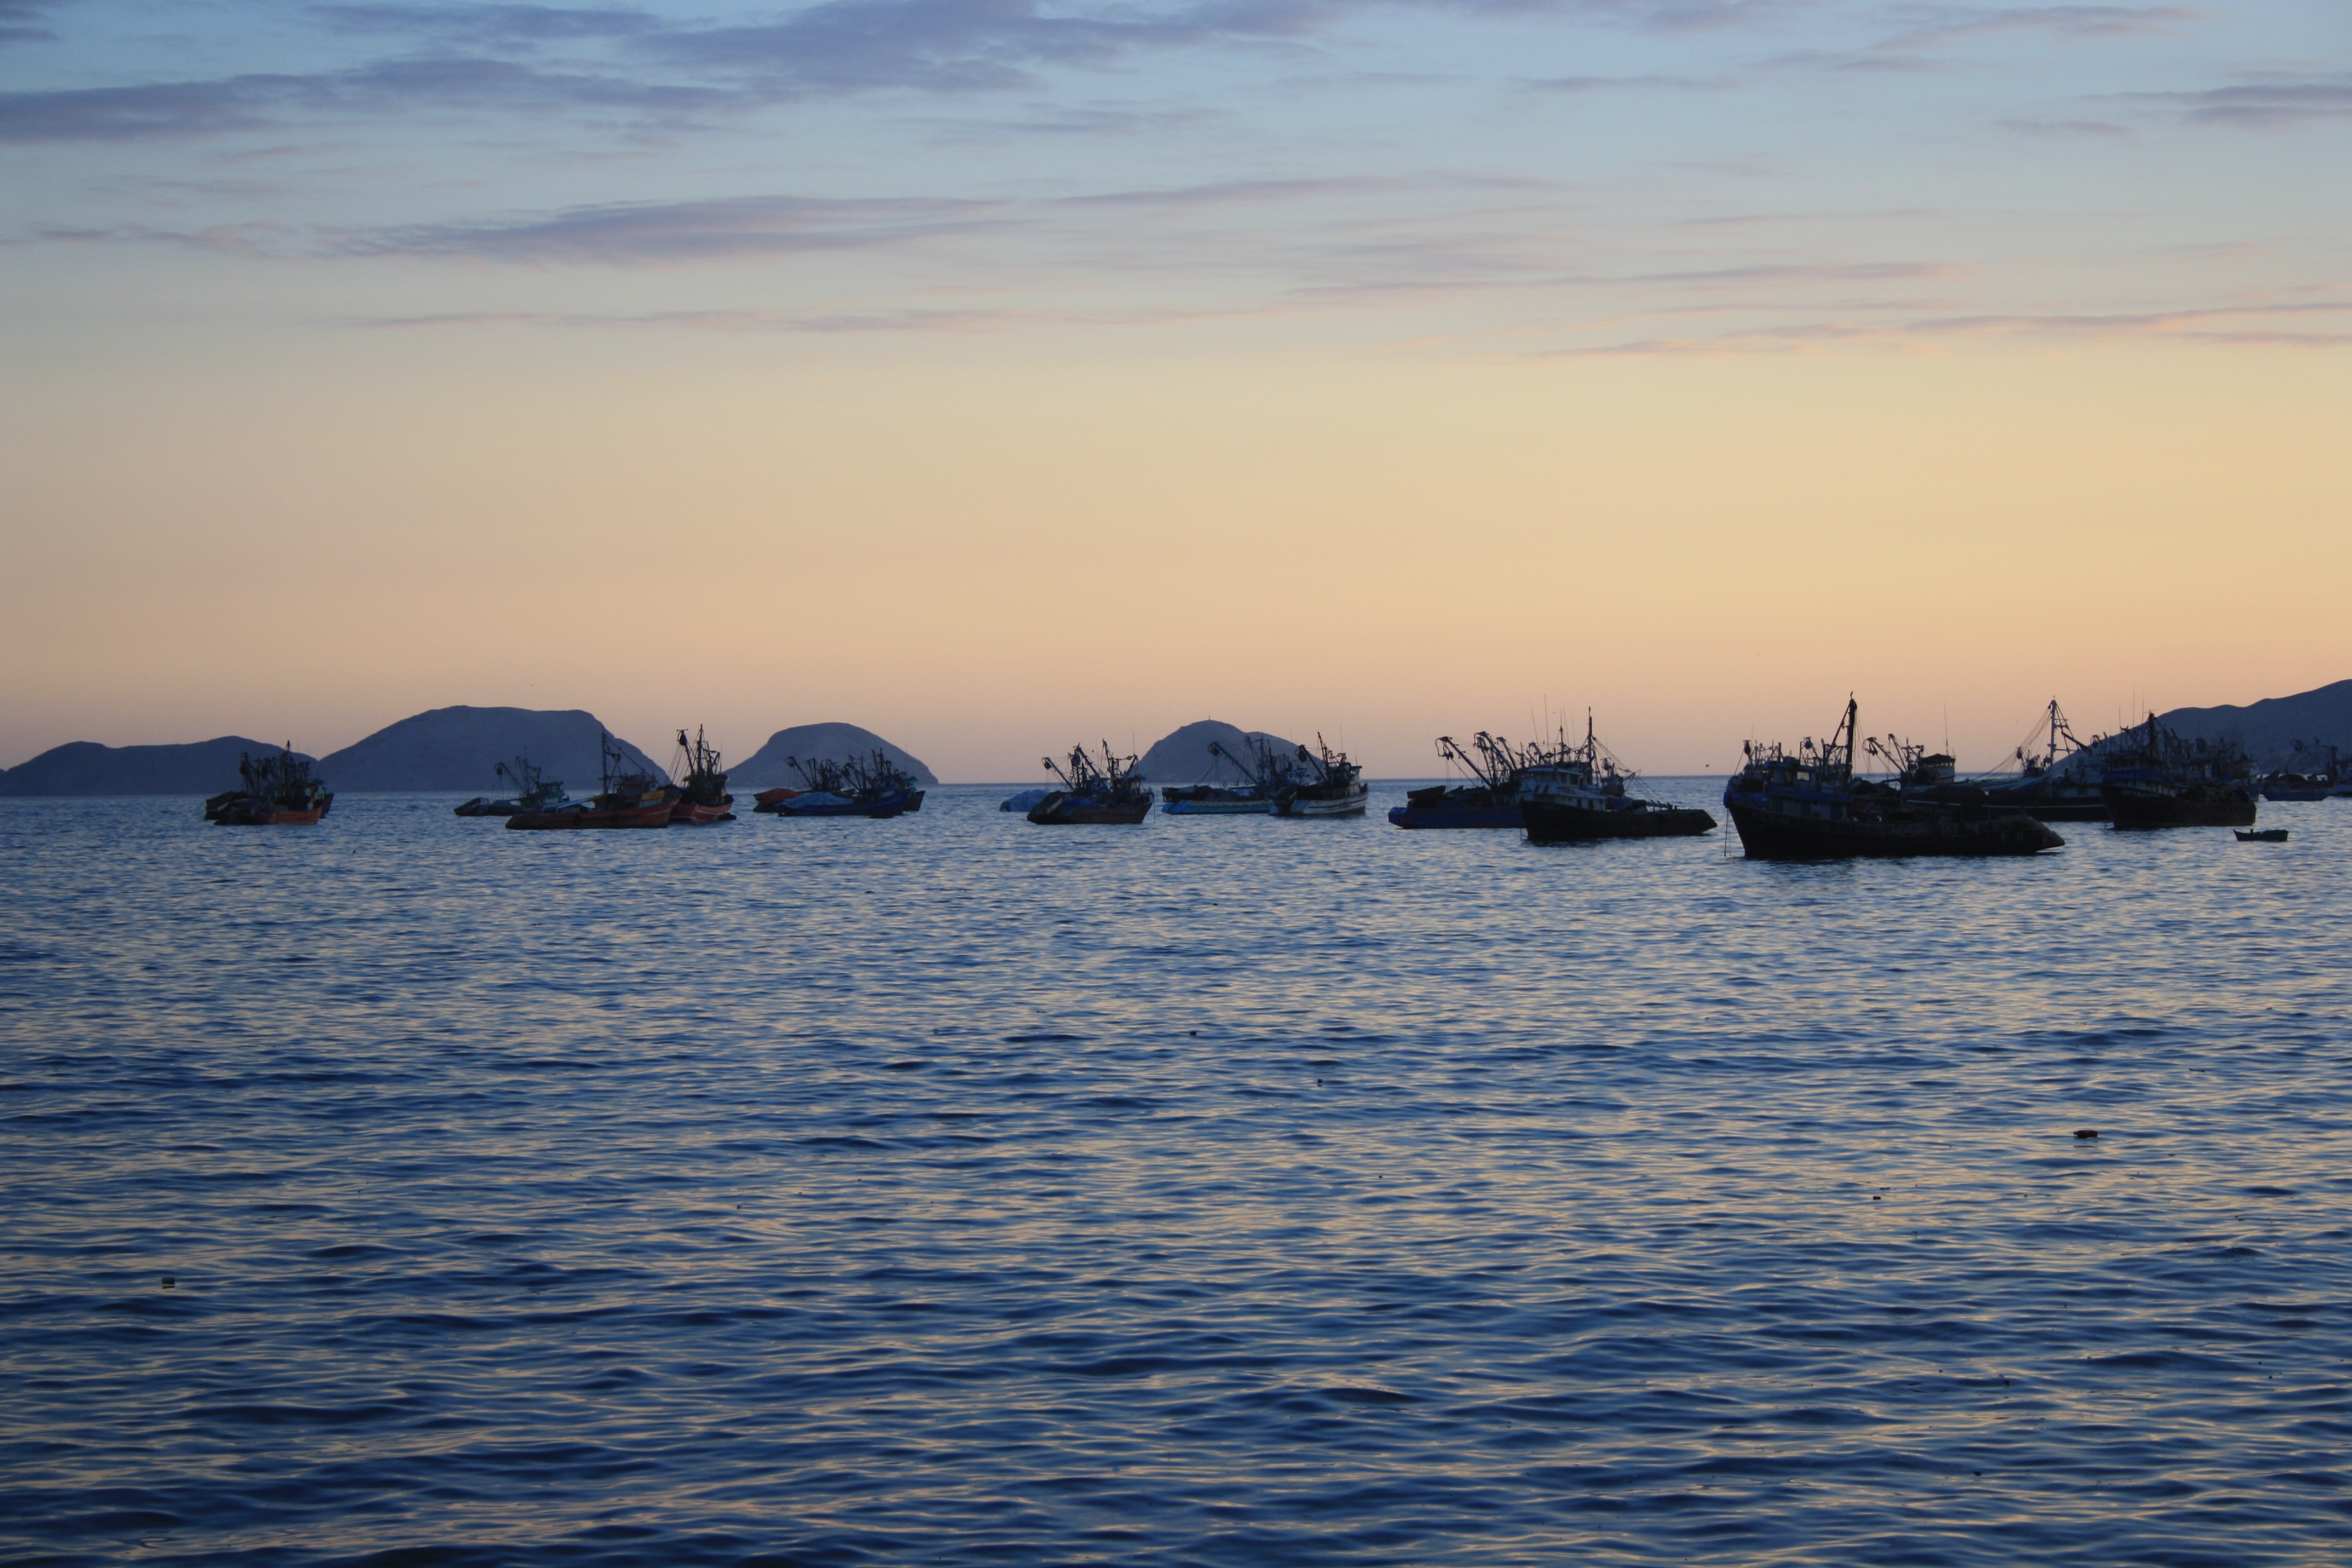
xmin=2235 ymin=828 xmax=2288 ymax=842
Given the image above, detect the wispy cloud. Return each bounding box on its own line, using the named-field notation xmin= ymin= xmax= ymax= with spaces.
xmin=0 ymin=58 xmax=727 ymax=142
xmin=1875 ymin=4 xmax=2197 ymax=52
xmin=1552 ymin=296 xmax=2352 ymax=354
xmin=0 ymin=0 xmax=59 ymax=46
xmin=0 ymin=0 xmax=1831 ymax=142
xmin=1999 ymin=115 xmax=2131 ymax=137
xmin=342 ymin=192 xmax=1011 ymax=264
xmin=312 ymin=4 xmax=666 ymax=45
xmin=2153 ymin=77 xmax=2352 ymax=129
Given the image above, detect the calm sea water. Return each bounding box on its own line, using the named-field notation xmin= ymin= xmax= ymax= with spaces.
xmin=4 ymin=785 xmax=2347 ymax=1566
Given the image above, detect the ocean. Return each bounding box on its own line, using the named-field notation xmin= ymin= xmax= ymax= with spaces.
xmin=3 ymin=785 xmax=2347 ymax=1565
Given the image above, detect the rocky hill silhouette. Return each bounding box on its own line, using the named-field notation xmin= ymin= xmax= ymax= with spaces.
xmin=0 ymin=737 xmax=312 ymax=796
xmin=318 ymin=707 xmax=667 ymax=791
xmin=1136 ymin=720 xmax=1302 ymax=783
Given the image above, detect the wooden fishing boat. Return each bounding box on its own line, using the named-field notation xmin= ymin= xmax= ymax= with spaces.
xmin=508 ymin=731 xmax=673 ymax=830
xmin=205 ymin=745 xmax=333 ymax=826
xmin=1029 ymin=743 xmax=1152 ymax=825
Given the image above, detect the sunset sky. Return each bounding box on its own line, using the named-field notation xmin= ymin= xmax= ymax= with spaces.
xmin=2 ymin=0 xmax=2345 ymax=779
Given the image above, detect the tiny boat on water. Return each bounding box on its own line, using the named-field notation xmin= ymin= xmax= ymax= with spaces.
xmin=2236 ymin=828 xmax=2289 ymax=842
xmin=1269 ymin=736 xmax=1368 ymax=818
xmin=668 ymin=727 xmax=736 ymax=825
xmin=1516 ymin=716 xmax=1714 ymax=842
xmin=1723 ymin=698 xmax=2063 ymax=859
xmin=206 ymin=745 xmax=333 ymax=825
xmin=454 ymin=756 xmax=566 ymax=818
xmin=508 ymin=733 xmax=674 ymax=829
xmin=2099 ymin=714 xmax=2258 ymax=829
xmin=1029 ymin=743 xmax=1152 ymax=825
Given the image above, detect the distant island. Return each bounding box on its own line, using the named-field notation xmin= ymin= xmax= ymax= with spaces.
xmin=318 ymin=707 xmax=666 ymax=792
xmin=0 ymin=737 xmax=312 ymax=797
xmin=730 ymin=724 xmax=936 ymax=789
xmin=2154 ymin=679 xmax=2352 ymax=767
xmin=1135 ymin=720 xmax=1302 ymax=783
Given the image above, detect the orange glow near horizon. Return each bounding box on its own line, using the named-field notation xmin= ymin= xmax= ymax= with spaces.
xmin=5 ymin=332 xmax=2344 ymax=780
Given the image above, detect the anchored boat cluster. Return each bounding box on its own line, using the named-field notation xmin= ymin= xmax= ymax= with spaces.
xmin=207 ymin=697 xmax=2322 ymax=858
xmin=1016 ymin=699 xmax=2300 ymax=858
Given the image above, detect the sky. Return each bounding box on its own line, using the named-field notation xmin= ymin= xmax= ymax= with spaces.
xmin=1 ymin=0 xmax=2345 ymax=780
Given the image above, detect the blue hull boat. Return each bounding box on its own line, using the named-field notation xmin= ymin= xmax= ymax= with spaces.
xmin=1387 ymin=802 xmax=1520 ymax=829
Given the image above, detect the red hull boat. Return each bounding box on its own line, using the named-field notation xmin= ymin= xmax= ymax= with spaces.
xmin=218 ymin=801 xmax=333 ymax=826
xmin=667 ymin=727 xmax=736 ymax=824
xmin=205 ymin=745 xmax=333 ymax=826
xmin=507 ymin=799 xmax=672 ymax=830
xmin=507 ymin=729 xmax=675 ymax=830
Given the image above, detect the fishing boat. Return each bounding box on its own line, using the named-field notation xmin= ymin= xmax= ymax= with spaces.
xmin=1028 ymin=742 xmax=1152 ymax=825
xmin=2236 ymin=828 xmax=2289 ymax=842
xmin=454 ymin=756 xmax=566 ymax=818
xmin=760 ymin=751 xmax=923 ymax=818
xmin=2261 ymin=745 xmax=2338 ymax=802
xmin=1269 ymin=736 xmax=1368 ymax=818
xmin=668 ymin=727 xmax=736 ymax=824
xmin=2099 ymin=714 xmax=2258 ymax=829
xmin=1969 ymin=700 xmax=2109 ymax=821
xmin=508 ymin=732 xmax=674 ymax=829
xmin=1388 ymin=733 xmax=1527 ymax=829
xmin=1515 ymin=716 xmax=1714 ymax=842
xmin=1723 ymin=698 xmax=2064 ymax=859
xmin=205 ymin=745 xmax=333 ymax=825
xmin=1161 ymin=737 xmax=1284 ymax=815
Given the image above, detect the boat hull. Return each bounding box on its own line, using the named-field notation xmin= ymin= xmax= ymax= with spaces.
xmin=765 ymin=794 xmax=913 ymax=818
xmin=1521 ymin=800 xmax=1715 ymax=843
xmin=2262 ymin=785 xmax=2331 ymax=802
xmin=2102 ymin=783 xmax=2256 ymax=829
xmin=1165 ymin=797 xmax=1270 ymax=814
xmin=670 ymin=797 xmax=736 ymax=825
xmin=506 ymin=802 xmax=672 ymax=830
xmin=1027 ymin=791 xmax=1152 ymax=825
xmin=1976 ymin=782 xmax=2109 ymax=822
xmin=1273 ymin=785 xmax=1369 ymax=818
xmin=211 ymin=794 xmax=333 ymax=826
xmin=214 ymin=802 xmax=332 ymax=826
xmin=1724 ymin=799 xmax=2062 ymax=859
xmin=1387 ymin=803 xmax=1521 ymax=829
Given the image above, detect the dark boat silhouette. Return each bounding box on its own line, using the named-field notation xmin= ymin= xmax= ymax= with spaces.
xmin=205 ymin=745 xmax=333 ymax=825
xmin=1388 ymin=732 xmax=1532 ymax=829
xmin=1029 ymin=743 xmax=1152 ymax=825
xmin=757 ymin=751 xmax=923 ymax=817
xmin=2260 ymin=743 xmax=2339 ymax=802
xmin=2100 ymin=714 xmax=2257 ymax=829
xmin=668 ymin=728 xmax=736 ymax=825
xmin=1968 ymin=699 xmax=2110 ymax=821
xmin=454 ymin=755 xmax=567 ymax=817
xmin=1723 ymin=698 xmax=2063 ymax=859
xmin=508 ymin=732 xmax=673 ymax=829
xmin=1160 ymin=736 xmax=1283 ymax=815
xmin=1515 ymin=716 xmax=1714 ymax=842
